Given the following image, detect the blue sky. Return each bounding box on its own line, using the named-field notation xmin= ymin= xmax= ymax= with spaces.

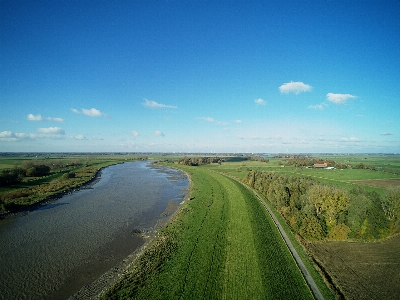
xmin=1 ymin=0 xmax=399 ymax=153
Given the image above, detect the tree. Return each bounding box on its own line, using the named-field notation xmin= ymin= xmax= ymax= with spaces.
xmin=26 ymin=165 xmax=51 ymax=177
xmin=299 ymin=216 xmax=325 ymax=240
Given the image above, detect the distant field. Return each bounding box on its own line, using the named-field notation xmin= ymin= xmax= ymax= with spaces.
xmin=207 ymin=155 xmax=400 ymax=193
xmin=347 ymin=178 xmax=400 ymax=189
xmin=305 ymin=235 xmax=400 ymax=300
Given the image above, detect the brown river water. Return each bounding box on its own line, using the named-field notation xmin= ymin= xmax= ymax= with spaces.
xmin=0 ymin=161 xmax=188 ymax=299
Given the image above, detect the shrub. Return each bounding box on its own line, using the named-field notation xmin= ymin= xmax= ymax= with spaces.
xmin=26 ymin=165 xmax=51 ymax=177
xmin=62 ymin=172 xmax=76 ymax=179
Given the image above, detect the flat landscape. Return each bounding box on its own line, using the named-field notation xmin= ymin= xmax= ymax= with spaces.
xmin=1 ymin=153 xmax=399 ymax=299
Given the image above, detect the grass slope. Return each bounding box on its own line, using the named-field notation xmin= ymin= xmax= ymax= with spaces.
xmin=103 ymin=165 xmax=315 ymax=299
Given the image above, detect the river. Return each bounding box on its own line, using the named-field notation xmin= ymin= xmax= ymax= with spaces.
xmin=0 ymin=161 xmax=188 ymax=300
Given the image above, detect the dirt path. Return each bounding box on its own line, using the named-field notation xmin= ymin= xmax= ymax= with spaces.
xmin=221 ymin=173 xmax=324 ymax=300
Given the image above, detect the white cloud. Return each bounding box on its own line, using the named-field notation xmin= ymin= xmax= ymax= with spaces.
xmin=326 ymin=93 xmax=357 ymax=104
xmin=71 ymin=108 xmax=108 ymax=117
xmin=27 ymin=114 xmax=42 ymax=121
xmin=154 ymin=130 xmax=165 ymax=137
xmin=143 ymin=98 xmax=177 ymax=109
xmin=216 ymin=121 xmax=229 ymax=126
xmin=235 ymin=120 xmax=242 ymax=124
xmin=339 ymin=137 xmax=359 ymax=142
xmin=279 ymin=81 xmax=313 ymax=94
xmin=381 ymin=132 xmax=393 ymax=135
xmin=37 ymin=127 xmax=65 ymax=135
xmin=197 ymin=117 xmax=228 ymax=125
xmin=0 ymin=131 xmax=27 ymax=142
xmin=308 ymin=103 xmax=326 ymax=110
xmin=131 ymin=130 xmax=139 ymax=136
xmin=197 ymin=117 xmax=215 ymax=123
xmin=82 ymin=108 xmax=106 ymax=117
xmin=0 ymin=128 xmax=68 ymax=141
xmin=121 ymin=142 xmax=136 ymax=148
xmin=74 ymin=135 xmax=87 ymax=140
xmin=27 ymin=114 xmax=64 ymax=122
xmin=255 ymin=98 xmax=266 ymax=105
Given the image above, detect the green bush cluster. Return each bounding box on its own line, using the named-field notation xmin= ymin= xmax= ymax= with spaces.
xmin=244 ymin=170 xmax=400 ymax=240
xmin=177 ymin=156 xmax=222 ymax=166
xmin=0 ymin=164 xmax=51 ymax=187
xmin=62 ymin=171 xmax=76 ymax=179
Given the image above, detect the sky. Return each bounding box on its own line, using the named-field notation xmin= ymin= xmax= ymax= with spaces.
xmin=1 ymin=0 xmax=399 ymax=153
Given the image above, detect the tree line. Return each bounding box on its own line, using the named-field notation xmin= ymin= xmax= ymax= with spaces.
xmin=177 ymin=156 xmax=222 ymax=166
xmin=244 ymin=170 xmax=400 ymax=240
xmin=0 ymin=165 xmax=52 ymax=187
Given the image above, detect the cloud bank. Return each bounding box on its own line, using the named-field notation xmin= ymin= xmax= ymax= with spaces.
xmin=143 ymin=98 xmax=177 ymax=109
xmin=37 ymin=127 xmax=65 ymax=135
xmin=279 ymin=81 xmax=313 ymax=94
xmin=326 ymin=93 xmax=357 ymax=104
xmin=0 ymin=131 xmax=31 ymax=142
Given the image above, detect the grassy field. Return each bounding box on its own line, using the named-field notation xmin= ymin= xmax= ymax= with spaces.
xmin=102 ymin=165 xmax=333 ymax=299
xmin=208 ymin=155 xmax=400 ymax=193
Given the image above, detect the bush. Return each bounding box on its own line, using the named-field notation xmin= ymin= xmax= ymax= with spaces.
xmin=26 ymin=165 xmax=51 ymax=177
xmin=62 ymin=172 xmax=76 ymax=179
xmin=0 ymin=171 xmax=22 ymax=187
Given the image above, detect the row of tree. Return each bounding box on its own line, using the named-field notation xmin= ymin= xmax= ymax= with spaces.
xmin=0 ymin=165 xmax=51 ymax=187
xmin=244 ymin=171 xmax=400 ymax=240
xmin=177 ymin=157 xmax=222 ymax=166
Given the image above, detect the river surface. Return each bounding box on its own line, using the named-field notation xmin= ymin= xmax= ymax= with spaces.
xmin=0 ymin=161 xmax=188 ymax=300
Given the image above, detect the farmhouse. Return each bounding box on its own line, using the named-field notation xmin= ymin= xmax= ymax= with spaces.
xmin=313 ymin=163 xmax=328 ymax=168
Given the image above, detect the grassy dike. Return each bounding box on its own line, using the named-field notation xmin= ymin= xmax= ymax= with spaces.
xmin=102 ymin=164 xmax=333 ymax=299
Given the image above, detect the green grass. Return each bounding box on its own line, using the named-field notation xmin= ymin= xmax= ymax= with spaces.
xmin=103 ymin=165 xmax=328 ymax=299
